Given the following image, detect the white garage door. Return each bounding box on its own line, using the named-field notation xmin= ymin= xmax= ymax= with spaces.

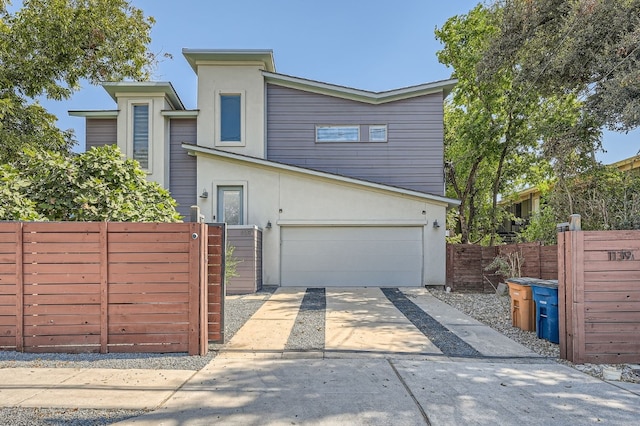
xmin=280 ymin=226 xmax=423 ymax=287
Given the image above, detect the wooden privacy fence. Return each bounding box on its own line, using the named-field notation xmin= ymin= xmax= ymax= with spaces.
xmin=446 ymin=242 xmax=558 ymax=292
xmin=0 ymin=222 xmax=223 ymax=355
xmin=559 ymin=229 xmax=640 ymax=364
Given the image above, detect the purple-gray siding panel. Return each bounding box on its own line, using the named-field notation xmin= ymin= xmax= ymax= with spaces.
xmin=266 ymin=85 xmax=444 ymax=194
xmin=85 ymin=119 xmax=117 ymax=150
xmin=169 ymin=119 xmax=197 ymax=219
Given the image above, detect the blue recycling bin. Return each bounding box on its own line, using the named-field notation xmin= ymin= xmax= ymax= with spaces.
xmin=530 ymin=280 xmax=559 ymax=344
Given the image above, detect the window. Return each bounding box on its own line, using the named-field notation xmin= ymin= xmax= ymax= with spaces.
xmin=217 ymin=186 xmax=243 ymax=225
xmin=220 ymin=94 xmax=241 ymax=142
xmin=132 ymin=104 xmax=149 ymax=168
xmin=316 ymin=125 xmax=359 ymax=142
xmin=369 ymin=125 xmax=388 ymax=142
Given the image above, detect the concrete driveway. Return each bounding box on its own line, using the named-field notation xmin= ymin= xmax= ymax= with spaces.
xmin=115 ymin=287 xmax=640 ymax=425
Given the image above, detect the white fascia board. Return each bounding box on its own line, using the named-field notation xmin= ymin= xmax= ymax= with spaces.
xmin=263 ymin=71 xmax=457 ymax=104
xmin=102 ymin=81 xmax=185 ymax=110
xmin=68 ymin=110 xmax=118 ymax=118
xmin=277 ymin=220 xmax=428 ymax=227
xmin=182 ymin=49 xmax=276 ymax=73
xmin=181 ymin=143 xmax=460 ymax=208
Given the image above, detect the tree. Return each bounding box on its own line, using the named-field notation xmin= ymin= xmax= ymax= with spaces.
xmin=0 ymin=0 xmax=158 ymax=162
xmin=436 ymin=4 xmax=563 ymax=244
xmin=483 ymin=0 xmax=640 ymax=132
xmin=1 ymin=145 xmax=181 ymax=222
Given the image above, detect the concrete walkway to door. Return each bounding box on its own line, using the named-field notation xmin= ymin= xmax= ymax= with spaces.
xmin=118 ymin=287 xmax=640 ymax=425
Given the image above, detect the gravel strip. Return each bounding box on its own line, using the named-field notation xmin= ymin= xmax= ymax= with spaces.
xmin=427 ymin=288 xmax=640 ymax=384
xmin=285 ymin=288 xmax=326 ymax=351
xmin=0 ymin=408 xmax=150 ymax=426
xmin=383 ymin=288 xmax=481 ymax=357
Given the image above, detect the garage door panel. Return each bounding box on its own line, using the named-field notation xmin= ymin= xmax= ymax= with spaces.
xmin=281 ymin=227 xmax=423 ymax=287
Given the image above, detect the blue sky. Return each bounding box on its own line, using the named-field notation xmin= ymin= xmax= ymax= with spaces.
xmin=45 ymin=0 xmax=638 ymax=163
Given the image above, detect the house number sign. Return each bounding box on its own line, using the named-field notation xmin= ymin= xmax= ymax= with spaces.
xmin=607 ymin=250 xmax=635 ymax=261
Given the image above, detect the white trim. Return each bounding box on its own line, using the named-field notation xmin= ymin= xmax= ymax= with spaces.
xmin=161 ymin=110 xmax=199 ymax=117
xmin=183 ymin=143 xmax=460 ymax=208
xmin=68 ymin=110 xmax=118 ymax=118
xmin=263 ymin=71 xmax=457 ymax=104
xmin=127 ymin=100 xmax=152 ymax=173
xmin=215 ymin=90 xmax=246 ymax=147
xmin=103 ymin=82 xmax=185 ymax=110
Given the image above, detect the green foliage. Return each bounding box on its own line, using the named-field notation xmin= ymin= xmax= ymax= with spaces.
xmin=224 ymin=243 xmax=241 ymax=283
xmin=0 ymin=0 xmax=158 ymax=163
xmin=484 ymin=0 xmax=640 ymax=132
xmin=1 ymin=145 xmax=181 ymax=222
xmin=517 ymin=204 xmax=558 ymax=245
xmin=548 ymin=163 xmax=640 ymax=231
xmin=0 ymin=164 xmax=44 ymax=221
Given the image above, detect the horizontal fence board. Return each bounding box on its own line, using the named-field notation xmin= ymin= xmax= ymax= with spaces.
xmin=23 ymin=264 xmax=99 ymax=274
xmin=108 ymin=233 xmax=188 ymax=243
xmin=585 ymin=311 xmax=640 ymax=322
xmin=24 ymin=324 xmax=100 ymax=336
xmin=108 ymin=303 xmax=188 ymax=315
xmin=0 ymin=294 xmax=15 ymax=305
xmin=109 ymin=293 xmax=189 ymax=304
xmin=23 ymin=284 xmax=100 ymax=294
xmin=25 ymin=334 xmax=101 ymax=346
xmin=23 ymin=253 xmax=100 ymax=264
xmin=0 ymin=234 xmax=16 ymax=243
xmin=108 ymin=242 xmax=190 ymax=253
xmin=0 ymin=264 xmax=15 ymax=274
xmin=585 ymin=322 xmax=640 ymax=332
xmin=108 ymin=223 xmax=191 ymax=233
xmin=583 ymin=281 xmax=640 ymax=292
xmin=23 ymin=233 xmax=99 ymax=243
xmin=109 ymin=252 xmax=190 ymax=263
xmin=24 ymin=275 xmax=101 ymax=285
xmin=108 ymin=283 xmax=189 ymax=294
xmin=108 ymin=334 xmax=188 ymax=345
xmin=585 ymin=332 xmax=640 ymax=343
xmin=22 ymin=242 xmax=100 ymax=253
xmin=107 ymin=343 xmax=186 ymax=353
xmin=24 ymin=315 xmax=100 ymax=326
xmin=585 ymin=342 xmax=640 ymax=353
xmin=584 ymin=301 xmax=640 ymax=312
xmin=584 ymin=261 xmax=640 ymax=272
xmin=107 ymin=313 xmax=189 ymax=324
xmin=24 ymin=294 xmax=100 ymax=305
xmin=582 ymin=354 xmax=640 ymax=364
xmin=109 ymin=323 xmax=189 ymax=334
xmin=23 ymin=222 xmax=101 ymax=233
xmin=584 ymin=271 xmax=640 ymax=282
xmin=585 ymin=291 xmax=640 ymax=302
xmin=24 ymin=305 xmax=100 ymax=315
xmin=583 ymin=231 xmax=640 ymax=241
xmin=108 ymin=263 xmax=189 ymax=274
xmin=108 ymin=272 xmax=189 ymax=284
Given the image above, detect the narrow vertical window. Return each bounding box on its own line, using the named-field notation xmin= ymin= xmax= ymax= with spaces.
xmin=220 ymin=94 xmax=241 ymax=142
xmin=217 ymin=186 xmax=243 ymax=225
xmin=132 ymin=104 xmax=149 ymax=168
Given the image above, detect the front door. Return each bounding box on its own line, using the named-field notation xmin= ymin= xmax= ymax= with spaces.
xmin=217 ymin=186 xmax=243 ymax=225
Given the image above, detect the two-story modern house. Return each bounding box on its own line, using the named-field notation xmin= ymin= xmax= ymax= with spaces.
xmin=70 ymin=49 xmax=459 ymax=288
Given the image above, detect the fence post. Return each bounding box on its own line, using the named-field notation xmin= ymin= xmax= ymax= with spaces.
xmin=15 ymin=223 xmax=24 ymax=352
xmin=99 ymin=222 xmax=108 ymax=354
xmin=190 ymin=205 xmax=201 ymax=223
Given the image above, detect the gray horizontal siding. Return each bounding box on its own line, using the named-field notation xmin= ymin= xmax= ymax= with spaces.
xmin=227 ymin=227 xmax=263 ymax=295
xmin=85 ymin=119 xmax=117 ymax=150
xmin=169 ymin=119 xmax=197 ymax=219
xmin=266 ymin=84 xmax=445 ymax=195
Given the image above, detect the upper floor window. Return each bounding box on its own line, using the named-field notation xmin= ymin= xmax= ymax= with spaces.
xmin=369 ymin=125 xmax=388 ymax=142
xmin=132 ymin=104 xmax=149 ymax=168
xmin=316 ymin=125 xmax=359 ymax=142
xmin=220 ymin=94 xmax=241 ymax=142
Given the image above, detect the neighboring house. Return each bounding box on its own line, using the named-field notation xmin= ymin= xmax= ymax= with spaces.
xmin=70 ymin=49 xmax=459 ymax=288
xmin=500 ymin=154 xmax=640 ymax=240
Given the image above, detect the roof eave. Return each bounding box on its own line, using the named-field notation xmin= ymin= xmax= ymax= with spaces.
xmin=102 ymin=81 xmax=185 ymax=110
xmin=182 ymin=49 xmax=276 ymax=74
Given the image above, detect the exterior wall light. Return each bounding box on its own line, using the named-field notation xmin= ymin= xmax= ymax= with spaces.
xmin=200 ymin=189 xmax=208 ymax=198
xmin=433 ymin=219 xmax=440 ymax=229
xmin=266 ymin=221 xmax=272 ymax=229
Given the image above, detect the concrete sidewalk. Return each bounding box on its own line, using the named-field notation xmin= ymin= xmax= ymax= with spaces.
xmin=1 ymin=287 xmax=639 ymax=425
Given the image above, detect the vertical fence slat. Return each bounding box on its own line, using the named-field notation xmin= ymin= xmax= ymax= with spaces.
xmin=188 ymin=222 xmax=200 ymax=356
xmin=199 ymin=223 xmax=208 ymax=355
xmin=100 ymin=222 xmax=108 ymax=353
xmin=558 ymin=232 xmax=568 ymax=360
xmin=15 ymin=223 xmax=23 ymax=352
xmin=572 ymin=231 xmax=585 ymax=363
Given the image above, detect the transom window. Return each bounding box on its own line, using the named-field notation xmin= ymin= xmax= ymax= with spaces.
xmin=316 ymin=125 xmax=360 ymax=142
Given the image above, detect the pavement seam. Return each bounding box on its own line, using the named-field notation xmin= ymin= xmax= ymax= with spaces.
xmin=153 ymin=369 xmax=200 ymax=410
xmin=387 ymin=359 xmax=431 ymax=425
xmin=15 ymin=368 xmax=87 ymax=407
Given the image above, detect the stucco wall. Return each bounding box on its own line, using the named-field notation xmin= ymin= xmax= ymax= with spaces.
xmin=196 ymin=154 xmax=448 ymax=286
